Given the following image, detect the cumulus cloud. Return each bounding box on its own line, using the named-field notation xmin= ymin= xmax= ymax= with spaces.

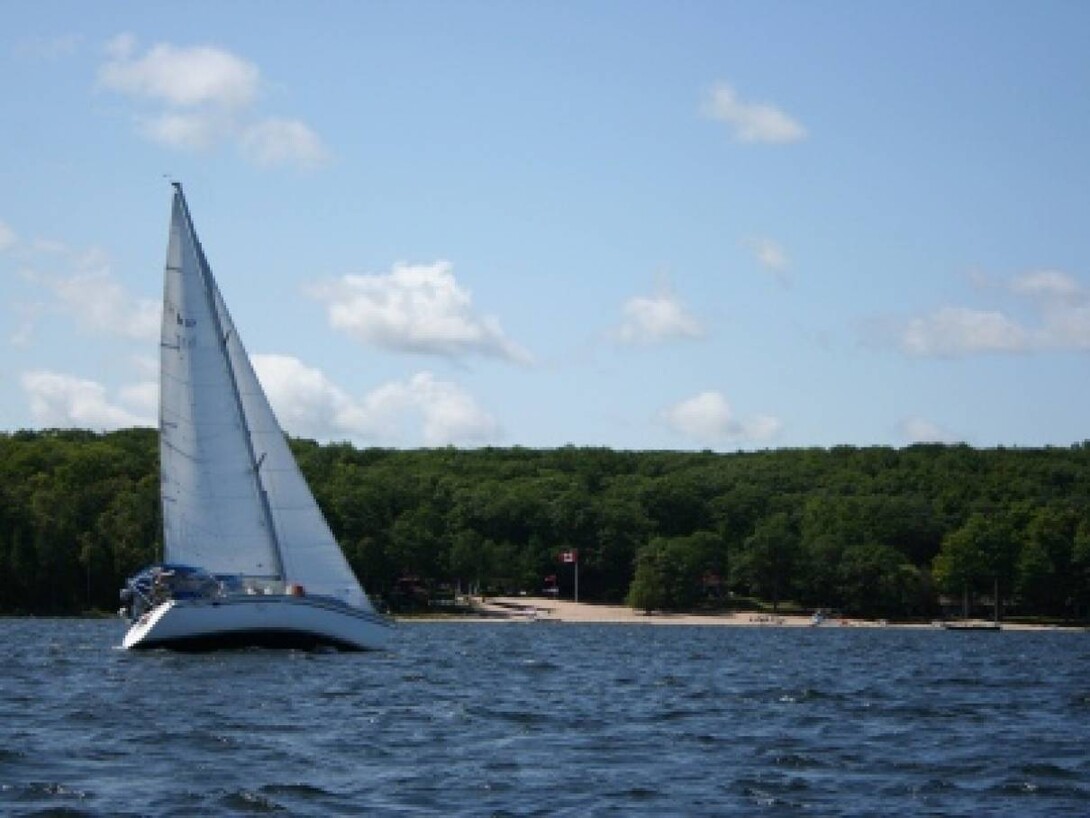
xmin=1011 ymin=269 xmax=1083 ymax=305
xmin=743 ymin=236 xmax=790 ymax=285
xmin=97 ymin=34 xmax=328 ymax=169
xmin=614 ymin=283 xmax=703 ymax=345
xmin=98 ymin=39 xmax=259 ymax=108
xmin=19 ymin=354 xmax=500 ymax=445
xmin=901 ymin=307 xmax=1030 ymax=357
xmin=701 ymin=82 xmax=807 ymax=144
xmin=240 ymin=118 xmax=329 ymax=169
xmin=252 ymin=354 xmax=500 ymax=445
xmin=370 ymin=372 xmax=502 ymax=446
xmin=139 ymin=111 xmax=227 ymax=151
xmin=252 ymin=354 xmax=372 ymax=439
xmin=895 ymin=269 xmax=1090 ymax=357
xmin=22 ymin=371 xmax=154 ymax=429
xmin=660 ymin=391 xmax=781 ymax=445
xmin=1012 ymin=270 xmax=1090 ymax=350
xmin=308 ymin=261 xmax=531 ymax=363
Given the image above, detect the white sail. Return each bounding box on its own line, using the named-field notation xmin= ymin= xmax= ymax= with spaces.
xmin=160 ymin=186 xmax=372 ymax=610
xmin=160 ymin=192 xmax=279 ymax=576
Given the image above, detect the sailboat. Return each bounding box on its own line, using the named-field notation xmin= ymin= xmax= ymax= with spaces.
xmin=119 ymin=184 xmax=392 ymax=651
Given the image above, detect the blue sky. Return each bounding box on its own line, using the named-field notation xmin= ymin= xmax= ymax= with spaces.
xmin=3 ymin=1 xmax=1089 ymax=450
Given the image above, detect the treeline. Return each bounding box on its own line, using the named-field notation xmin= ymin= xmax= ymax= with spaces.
xmin=2 ymin=429 xmax=1090 ymax=620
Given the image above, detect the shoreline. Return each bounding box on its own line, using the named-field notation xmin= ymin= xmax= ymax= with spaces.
xmin=0 ymin=601 xmax=1082 ymax=632
xmin=397 ymin=596 xmax=1087 ymax=631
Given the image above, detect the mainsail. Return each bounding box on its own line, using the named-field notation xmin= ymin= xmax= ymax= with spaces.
xmin=160 ymin=184 xmax=371 ymax=609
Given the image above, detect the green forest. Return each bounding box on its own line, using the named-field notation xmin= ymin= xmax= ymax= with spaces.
xmin=2 ymin=428 xmax=1090 ymax=622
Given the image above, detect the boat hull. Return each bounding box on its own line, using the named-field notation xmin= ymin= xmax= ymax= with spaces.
xmin=122 ymin=594 xmax=393 ymax=651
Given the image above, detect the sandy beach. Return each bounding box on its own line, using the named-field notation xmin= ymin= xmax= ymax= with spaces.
xmin=410 ymin=595 xmax=903 ymax=628
xmin=400 ymin=595 xmax=1083 ymax=631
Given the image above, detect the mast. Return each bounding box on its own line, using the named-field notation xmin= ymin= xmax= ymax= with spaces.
xmin=171 ymin=182 xmax=286 ymax=582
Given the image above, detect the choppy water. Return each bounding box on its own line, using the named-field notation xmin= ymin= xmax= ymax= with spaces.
xmin=1 ymin=619 xmax=1088 ymax=817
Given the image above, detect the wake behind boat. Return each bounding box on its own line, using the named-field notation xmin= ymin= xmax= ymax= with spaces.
xmin=119 ymin=184 xmax=392 ymax=651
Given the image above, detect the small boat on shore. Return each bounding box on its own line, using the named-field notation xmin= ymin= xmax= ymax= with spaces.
xmin=940 ymin=620 xmax=1002 ymax=631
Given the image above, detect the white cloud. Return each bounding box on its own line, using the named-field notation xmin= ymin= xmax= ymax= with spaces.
xmin=22 ymin=371 xmax=153 ymax=429
xmin=901 ymin=306 xmax=1030 ymax=357
xmin=895 ymin=270 xmax=1090 ymax=357
xmin=96 ymin=35 xmax=327 ymax=170
xmin=743 ymin=236 xmax=790 ymax=285
xmin=252 ymin=354 xmax=370 ymax=439
xmin=614 ymin=285 xmax=703 ymax=345
xmin=0 ymin=220 xmax=16 ymax=252
xmin=139 ymin=111 xmax=226 ymax=151
xmin=1011 ymin=269 xmax=1083 ymax=305
xmin=240 ymin=118 xmax=329 ymax=169
xmin=701 ymin=82 xmax=807 ymax=144
xmin=660 ymin=391 xmax=781 ymax=445
xmin=897 ymin=416 xmax=958 ymax=444
xmin=308 ymin=261 xmax=530 ymax=363
xmin=369 ymin=372 xmax=501 ymax=446
xmin=1013 ymin=271 xmax=1090 ymax=350
xmin=98 ymin=39 xmax=259 ymax=109
xmin=252 ymin=354 xmax=500 ymax=445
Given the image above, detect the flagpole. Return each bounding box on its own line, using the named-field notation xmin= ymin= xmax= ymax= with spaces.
xmin=560 ymin=549 xmax=580 ymax=604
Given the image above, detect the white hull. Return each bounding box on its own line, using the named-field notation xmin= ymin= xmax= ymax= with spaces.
xmin=122 ymin=595 xmax=393 ymax=651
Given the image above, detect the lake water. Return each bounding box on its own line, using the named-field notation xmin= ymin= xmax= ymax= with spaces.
xmin=1 ymin=619 xmax=1088 ymax=817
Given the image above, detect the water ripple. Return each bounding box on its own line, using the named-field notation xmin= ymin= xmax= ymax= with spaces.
xmin=1 ymin=620 xmax=1089 ymax=816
